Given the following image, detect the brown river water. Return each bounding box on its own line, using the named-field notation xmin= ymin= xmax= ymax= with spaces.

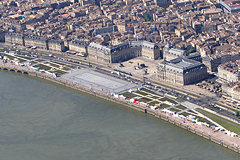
xmin=0 ymin=71 xmax=239 ymax=160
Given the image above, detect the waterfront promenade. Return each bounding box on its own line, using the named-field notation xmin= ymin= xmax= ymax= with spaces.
xmin=1 ymin=61 xmax=240 ymax=154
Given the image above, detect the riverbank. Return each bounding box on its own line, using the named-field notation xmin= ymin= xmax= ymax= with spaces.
xmin=1 ymin=61 xmax=240 ymax=154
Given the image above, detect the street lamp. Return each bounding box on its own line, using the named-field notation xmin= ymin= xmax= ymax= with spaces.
xmin=88 ymin=53 xmax=91 ymax=67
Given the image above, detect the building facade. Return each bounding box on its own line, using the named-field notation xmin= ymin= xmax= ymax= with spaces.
xmin=69 ymin=40 xmax=88 ymax=55
xmin=5 ymin=32 xmax=24 ymax=46
xmin=48 ymin=39 xmax=65 ymax=52
xmin=87 ymin=42 xmax=112 ymax=63
xmin=202 ymin=54 xmax=240 ymax=72
xmin=163 ymin=43 xmax=187 ymax=61
xmin=141 ymin=41 xmax=161 ymax=60
xmin=87 ymin=41 xmax=161 ymax=64
xmin=4 ymin=32 xmax=161 ymax=61
xmin=222 ymin=82 xmax=240 ymax=101
xmin=0 ymin=31 xmax=5 ymax=42
xmin=24 ymin=35 xmax=48 ymax=49
xmin=218 ymin=61 xmax=240 ymax=82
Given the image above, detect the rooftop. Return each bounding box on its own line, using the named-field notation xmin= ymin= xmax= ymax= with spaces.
xmin=221 ymin=0 xmax=240 ymax=10
xmin=219 ymin=60 xmax=240 ymax=75
xmin=170 ymin=57 xmax=202 ymax=69
xmin=158 ymin=57 xmax=206 ymax=74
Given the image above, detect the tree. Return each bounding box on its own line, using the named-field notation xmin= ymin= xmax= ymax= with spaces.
xmin=9 ymin=1 xmax=17 ymax=7
xmin=144 ymin=15 xmax=150 ymax=22
xmin=236 ymin=111 xmax=240 ymax=117
xmin=144 ymin=15 xmax=153 ymax=22
xmin=187 ymin=48 xmax=196 ymax=54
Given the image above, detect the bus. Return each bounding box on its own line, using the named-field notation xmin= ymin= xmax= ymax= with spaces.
xmin=114 ymin=69 xmax=132 ymax=76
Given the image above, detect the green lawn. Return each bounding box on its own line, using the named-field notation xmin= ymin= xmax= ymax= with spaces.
xmin=157 ymin=103 xmax=170 ymax=109
xmin=175 ymin=105 xmax=187 ymax=110
xmin=30 ymin=61 xmax=38 ymax=65
xmin=0 ymin=53 xmax=27 ymax=63
xmin=49 ymin=70 xmax=67 ymax=75
xmin=215 ymin=103 xmax=239 ymax=113
xmin=48 ymin=63 xmax=60 ymax=68
xmin=0 ymin=53 xmax=15 ymax=60
xmin=150 ymin=96 xmax=160 ymax=99
xmin=169 ymin=108 xmax=181 ymax=113
xmin=175 ymin=98 xmax=185 ymax=102
xmin=141 ymin=88 xmax=161 ymax=96
xmin=120 ymin=92 xmax=137 ymax=99
xmin=35 ymin=59 xmax=45 ymax=62
xmin=62 ymin=67 xmax=71 ymax=71
xmin=138 ymin=97 xmax=152 ymax=103
xmin=65 ymin=65 xmax=75 ymax=69
xmin=148 ymin=101 xmax=160 ymax=106
xmin=49 ymin=62 xmax=74 ymax=69
xmin=165 ymin=98 xmax=178 ymax=104
xmin=158 ymin=97 xmax=167 ymax=101
xmin=135 ymin=90 xmax=148 ymax=96
xmin=17 ymin=55 xmax=34 ymax=60
xmin=196 ymin=108 xmax=240 ymax=135
xmin=52 ymin=61 xmax=66 ymax=66
xmin=179 ymin=112 xmax=191 ymax=117
xmin=195 ymin=116 xmax=216 ymax=127
xmin=187 ymin=109 xmax=197 ymax=115
xmin=18 ymin=58 xmax=26 ymax=63
xmin=34 ymin=64 xmax=51 ymax=71
xmin=158 ymin=97 xmax=177 ymax=104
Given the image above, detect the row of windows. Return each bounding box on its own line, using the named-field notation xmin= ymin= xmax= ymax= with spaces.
xmin=184 ymin=74 xmax=205 ymax=84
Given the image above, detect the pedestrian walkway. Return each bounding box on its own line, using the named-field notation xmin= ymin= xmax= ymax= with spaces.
xmin=177 ymin=109 xmax=189 ymax=114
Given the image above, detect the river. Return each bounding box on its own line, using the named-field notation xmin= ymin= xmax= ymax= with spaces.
xmin=0 ymin=71 xmax=239 ymax=160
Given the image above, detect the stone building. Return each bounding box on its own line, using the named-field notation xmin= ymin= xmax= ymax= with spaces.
xmin=185 ymin=53 xmax=202 ymax=62
xmin=47 ymin=39 xmax=65 ymax=52
xmin=129 ymin=41 xmax=161 ymax=60
xmin=116 ymin=24 xmax=126 ymax=34
xmin=220 ymin=0 xmax=240 ymax=13
xmin=70 ymin=0 xmax=79 ymax=3
xmin=92 ymin=26 xmax=117 ymax=36
xmin=9 ymin=22 xmax=26 ymax=32
xmin=157 ymin=57 xmax=208 ymax=85
xmin=5 ymin=32 xmax=24 ymax=46
xmin=87 ymin=42 xmax=110 ymax=63
xmin=5 ymin=32 xmax=65 ymax=52
xmin=202 ymin=53 xmax=240 ymax=72
xmin=222 ymin=82 xmax=240 ymax=101
xmin=24 ymin=35 xmax=48 ymax=49
xmin=88 ymin=42 xmax=135 ymax=64
xmin=163 ymin=43 xmax=187 ymax=61
xmin=0 ymin=31 xmax=5 ymax=42
xmin=68 ymin=40 xmax=88 ymax=55
xmin=218 ymin=61 xmax=240 ymax=82
xmin=154 ymin=0 xmax=171 ymax=6
xmin=87 ymin=41 xmax=161 ymax=64
xmin=141 ymin=41 xmax=161 ymax=60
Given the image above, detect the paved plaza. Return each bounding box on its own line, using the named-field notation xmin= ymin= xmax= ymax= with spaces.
xmin=62 ymin=69 xmax=138 ymax=94
xmin=111 ymin=57 xmax=162 ymax=78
